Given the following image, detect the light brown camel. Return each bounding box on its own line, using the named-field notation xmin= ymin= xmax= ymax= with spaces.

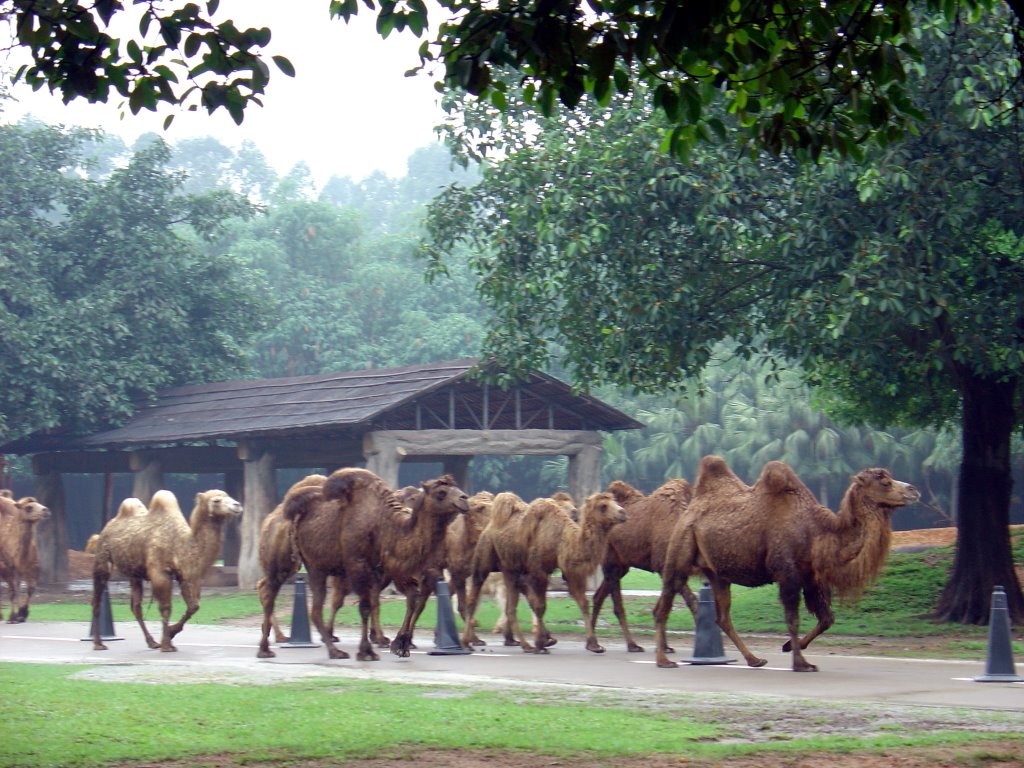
xmin=590 ymin=479 xmax=698 ymax=652
xmin=654 ymin=456 xmax=920 ymax=671
xmin=91 ymin=489 xmax=243 ymax=651
xmin=0 ymin=495 xmax=51 ymax=623
xmin=443 ymin=490 xmax=495 ymax=646
xmin=461 ymin=490 xmax=626 ymax=653
xmin=284 ymin=468 xmax=469 ymax=661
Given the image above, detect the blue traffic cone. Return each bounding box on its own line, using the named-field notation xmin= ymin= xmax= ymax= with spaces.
xmin=681 ymin=582 xmax=735 ymax=665
xmin=82 ymin=584 xmax=122 ymax=642
xmin=429 ymin=579 xmax=471 ymax=656
xmin=974 ymin=585 xmax=1023 ymax=683
xmin=281 ymin=575 xmax=320 ymax=649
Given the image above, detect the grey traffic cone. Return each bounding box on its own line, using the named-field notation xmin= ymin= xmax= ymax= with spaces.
xmin=429 ymin=578 xmax=471 ymax=655
xmin=974 ymin=585 xmax=1023 ymax=683
xmin=681 ymin=582 xmax=735 ymax=665
xmin=82 ymin=584 xmax=122 ymax=642
xmin=281 ymin=575 xmax=320 ymax=649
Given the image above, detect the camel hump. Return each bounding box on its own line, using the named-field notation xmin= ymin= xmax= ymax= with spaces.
xmin=148 ymin=490 xmax=182 ymax=516
xmin=0 ymin=489 xmax=12 ymax=498
xmin=115 ymin=498 xmax=148 ymax=519
xmin=606 ymin=479 xmax=644 ymax=505
xmin=757 ymin=461 xmax=804 ymax=495
xmin=649 ymin=478 xmax=693 ymax=507
xmin=282 ymin=484 xmax=324 ymax=522
xmin=490 ymin=492 xmax=525 ymax=527
xmin=322 ymin=467 xmax=385 ymax=503
xmin=694 ymin=455 xmax=744 ymax=495
xmin=85 ymin=533 xmax=100 ymax=553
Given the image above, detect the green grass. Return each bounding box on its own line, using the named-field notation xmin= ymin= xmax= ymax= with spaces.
xmin=0 ymin=663 xmax=1017 ymax=768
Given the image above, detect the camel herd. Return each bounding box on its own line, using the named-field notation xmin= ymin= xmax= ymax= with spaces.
xmin=2 ymin=455 xmax=921 ymax=672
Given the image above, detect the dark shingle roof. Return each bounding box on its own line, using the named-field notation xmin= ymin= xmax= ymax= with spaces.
xmin=4 ymin=359 xmax=640 ymax=453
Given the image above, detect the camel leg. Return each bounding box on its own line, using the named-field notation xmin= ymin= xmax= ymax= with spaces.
xmin=501 ymin=574 xmax=536 ymax=652
xmin=607 ymin=574 xmax=646 ymax=653
xmin=652 ymin=577 xmax=679 ymax=668
xmin=149 ymin=574 xmax=178 ymax=652
xmin=782 ymin=585 xmax=834 ymax=654
xmin=710 ymin=579 xmax=767 ymax=668
xmin=126 ymin=577 xmax=160 ymax=649
xmin=307 ymin=570 xmax=349 ymax=659
xmin=459 ymin=571 xmax=487 ymax=650
xmin=257 ymin=576 xmax=283 ymax=658
xmin=452 ymin=574 xmax=484 ymax=646
xmin=167 ymin=578 xmax=201 ymax=641
xmin=567 ymin=572 xmax=605 ymax=653
xmin=390 ymin=582 xmax=422 ymax=657
xmin=777 ymin=585 xmax=831 ymax=672
xmin=325 ymin=576 xmax=344 ymax=643
xmin=4 ymin=575 xmax=20 ymax=624
xmin=14 ymin=575 xmax=34 ymax=622
xmin=90 ymin=573 xmax=111 ymax=651
xmin=355 ymin=590 xmax=380 ymax=662
xmin=522 ymin=574 xmax=553 ymax=654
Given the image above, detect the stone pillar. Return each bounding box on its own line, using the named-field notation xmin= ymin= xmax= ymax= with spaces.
xmin=442 ymin=455 xmax=472 ymax=492
xmin=238 ymin=444 xmax=276 ymax=590
xmin=221 ymin=469 xmax=244 ymax=568
xmin=31 ymin=458 xmax=67 ymax=584
xmin=129 ymin=452 xmax=163 ymax=504
xmin=363 ymin=432 xmax=401 ymax=489
xmin=567 ymin=444 xmax=602 ymax=504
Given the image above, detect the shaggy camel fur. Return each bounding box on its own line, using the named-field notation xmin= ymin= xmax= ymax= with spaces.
xmin=0 ymin=495 xmax=51 ymax=623
xmin=591 ymin=479 xmax=698 ymax=652
xmin=91 ymin=489 xmax=243 ymax=651
xmin=256 ymin=474 xmax=389 ymax=659
xmin=654 ymin=456 xmax=920 ymax=671
xmin=285 ymin=469 xmax=469 ymax=661
xmin=461 ymin=491 xmax=626 ymax=653
xmin=443 ymin=490 xmax=495 ymax=646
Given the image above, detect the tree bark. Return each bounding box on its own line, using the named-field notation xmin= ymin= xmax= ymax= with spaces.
xmin=934 ymin=372 xmax=1023 ymax=624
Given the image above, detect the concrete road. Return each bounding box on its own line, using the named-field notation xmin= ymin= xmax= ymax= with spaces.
xmin=2 ymin=619 xmax=1022 ymax=714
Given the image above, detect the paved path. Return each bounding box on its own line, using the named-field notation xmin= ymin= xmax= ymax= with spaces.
xmin=2 ymin=619 xmax=1022 ymax=714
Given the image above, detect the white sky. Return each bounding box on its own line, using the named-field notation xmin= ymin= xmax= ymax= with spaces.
xmin=1 ymin=1 xmax=446 ymax=186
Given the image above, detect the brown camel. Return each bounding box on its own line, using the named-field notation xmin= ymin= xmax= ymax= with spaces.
xmin=591 ymin=479 xmax=698 ymax=652
xmin=256 ymin=474 xmax=390 ymax=659
xmin=443 ymin=490 xmax=495 ymax=646
xmin=285 ymin=468 xmax=469 ymax=661
xmin=91 ymin=489 xmax=243 ymax=651
xmin=0 ymin=495 xmax=51 ymax=623
xmin=654 ymin=456 xmax=920 ymax=671
xmin=461 ymin=490 xmax=626 ymax=653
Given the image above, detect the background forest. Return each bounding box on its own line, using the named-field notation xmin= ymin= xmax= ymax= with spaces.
xmin=0 ymin=115 xmax=1021 ymax=549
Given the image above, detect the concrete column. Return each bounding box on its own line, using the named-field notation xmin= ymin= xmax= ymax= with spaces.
xmin=238 ymin=446 xmax=276 ymax=590
xmin=129 ymin=453 xmax=163 ymax=504
xmin=567 ymin=444 xmax=602 ymax=505
xmin=363 ymin=432 xmax=402 ymax=489
xmin=221 ymin=469 xmax=244 ymax=568
xmin=31 ymin=461 xmax=67 ymax=584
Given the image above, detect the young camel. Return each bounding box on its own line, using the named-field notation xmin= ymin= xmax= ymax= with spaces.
xmin=461 ymin=491 xmax=626 ymax=654
xmin=654 ymin=456 xmax=920 ymax=671
xmin=285 ymin=468 xmax=468 ymax=661
xmin=91 ymin=490 xmax=243 ymax=651
xmin=591 ymin=479 xmax=698 ymax=652
xmin=0 ymin=495 xmax=51 ymax=623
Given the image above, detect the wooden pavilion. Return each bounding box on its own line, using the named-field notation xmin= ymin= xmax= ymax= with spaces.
xmin=1 ymin=358 xmax=641 ymax=588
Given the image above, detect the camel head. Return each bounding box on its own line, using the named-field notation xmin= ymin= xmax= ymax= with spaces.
xmin=464 ymin=491 xmax=494 ymax=533
xmin=551 ymin=491 xmax=579 ymax=522
xmin=195 ymin=490 xmax=243 ymax=523
xmin=420 ymin=475 xmax=469 ymax=515
xmin=581 ymin=491 xmax=626 ymax=529
xmin=14 ymin=497 xmax=51 ymax=523
xmin=850 ymin=469 xmax=920 ymax=513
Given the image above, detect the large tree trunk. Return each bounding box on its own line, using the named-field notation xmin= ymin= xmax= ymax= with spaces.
xmin=934 ymin=373 xmax=1023 ymax=624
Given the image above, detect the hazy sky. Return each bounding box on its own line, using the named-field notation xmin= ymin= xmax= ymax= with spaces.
xmin=1 ymin=1 xmax=446 ymax=186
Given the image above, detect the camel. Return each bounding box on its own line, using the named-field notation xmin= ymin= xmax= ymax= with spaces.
xmin=591 ymin=479 xmax=698 ymax=652
xmin=0 ymin=495 xmax=51 ymax=623
xmin=653 ymin=456 xmax=920 ymax=671
xmin=284 ymin=468 xmax=469 ymax=661
xmin=90 ymin=489 xmax=243 ymax=651
xmin=461 ymin=490 xmax=626 ymax=653
xmin=443 ymin=490 xmax=495 ymax=646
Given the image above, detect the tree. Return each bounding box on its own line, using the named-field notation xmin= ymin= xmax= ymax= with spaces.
xmin=424 ymin=16 xmax=1024 ymax=623
xmin=0 ymin=122 xmax=272 ymax=442
xmin=4 ymin=1 xmax=1021 ymax=159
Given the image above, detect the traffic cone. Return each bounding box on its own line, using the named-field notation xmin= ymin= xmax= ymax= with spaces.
xmin=82 ymin=584 xmax=122 ymax=642
xmin=681 ymin=582 xmax=735 ymax=665
xmin=429 ymin=578 xmax=471 ymax=655
xmin=974 ymin=585 xmax=1023 ymax=683
xmin=281 ymin=575 xmax=320 ymax=649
